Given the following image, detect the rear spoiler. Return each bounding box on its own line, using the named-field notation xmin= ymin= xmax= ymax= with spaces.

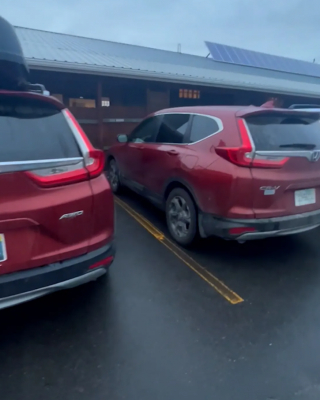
xmin=289 ymin=104 xmax=320 ymax=109
xmin=236 ymin=107 xmax=320 ymax=118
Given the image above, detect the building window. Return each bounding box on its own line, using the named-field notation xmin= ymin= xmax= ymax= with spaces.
xmin=101 ymin=97 xmax=110 ymax=107
xmin=179 ymin=89 xmax=200 ymax=99
xmin=69 ymin=98 xmax=96 ymax=108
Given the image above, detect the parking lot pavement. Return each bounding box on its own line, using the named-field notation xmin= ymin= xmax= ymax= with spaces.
xmin=1 ymin=192 xmax=320 ymax=400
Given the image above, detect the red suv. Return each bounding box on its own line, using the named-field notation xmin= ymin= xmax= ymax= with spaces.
xmin=0 ymin=90 xmax=115 ymax=309
xmin=107 ymin=105 xmax=320 ymax=246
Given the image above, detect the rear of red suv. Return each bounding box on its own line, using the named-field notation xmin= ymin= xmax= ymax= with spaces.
xmin=0 ymin=90 xmax=115 ymax=309
xmin=200 ymin=107 xmax=320 ymax=242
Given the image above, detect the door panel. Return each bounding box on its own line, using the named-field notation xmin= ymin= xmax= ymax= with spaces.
xmin=142 ymin=113 xmax=192 ymax=196
xmin=120 ymin=143 xmax=146 ymax=188
xmin=116 ymin=116 xmax=162 ymax=187
xmin=143 ymin=144 xmax=186 ymax=196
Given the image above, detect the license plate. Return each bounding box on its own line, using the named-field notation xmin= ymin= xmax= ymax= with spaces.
xmin=0 ymin=234 xmax=7 ymax=262
xmin=295 ymin=188 xmax=316 ymax=207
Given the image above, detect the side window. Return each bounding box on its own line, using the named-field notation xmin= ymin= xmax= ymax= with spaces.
xmin=156 ymin=114 xmax=190 ymax=144
xmin=189 ymin=115 xmax=221 ymax=143
xmin=129 ymin=116 xmax=161 ymax=143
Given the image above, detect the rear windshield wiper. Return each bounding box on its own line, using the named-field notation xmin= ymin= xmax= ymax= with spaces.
xmin=279 ymin=143 xmax=316 ymax=150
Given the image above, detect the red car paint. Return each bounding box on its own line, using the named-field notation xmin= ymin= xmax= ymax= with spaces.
xmin=0 ymin=90 xmax=114 ymax=276
xmin=109 ymin=105 xmax=320 ymax=241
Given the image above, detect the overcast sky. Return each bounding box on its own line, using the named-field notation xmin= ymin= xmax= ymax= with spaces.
xmin=1 ymin=0 xmax=319 ymax=62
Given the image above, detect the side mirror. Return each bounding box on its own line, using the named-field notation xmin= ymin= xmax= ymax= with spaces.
xmin=117 ymin=134 xmax=128 ymax=143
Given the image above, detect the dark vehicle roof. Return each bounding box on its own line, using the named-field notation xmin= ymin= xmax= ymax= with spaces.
xmin=0 ymin=90 xmax=65 ymax=109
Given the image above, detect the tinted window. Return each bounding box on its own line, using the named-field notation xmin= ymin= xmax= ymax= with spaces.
xmin=246 ymin=113 xmax=320 ymax=151
xmin=156 ymin=114 xmax=190 ymax=144
xmin=129 ymin=116 xmax=161 ymax=143
xmin=0 ymin=95 xmax=81 ymax=162
xmin=190 ymin=115 xmax=220 ymax=143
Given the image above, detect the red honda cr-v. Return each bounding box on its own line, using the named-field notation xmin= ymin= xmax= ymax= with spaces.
xmin=107 ymin=105 xmax=320 ymax=246
xmin=0 ymin=90 xmax=115 ymax=309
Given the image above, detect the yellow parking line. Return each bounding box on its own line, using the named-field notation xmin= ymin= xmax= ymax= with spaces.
xmin=115 ymin=197 xmax=244 ymax=305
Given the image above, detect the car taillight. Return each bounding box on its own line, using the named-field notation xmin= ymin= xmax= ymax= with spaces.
xmin=85 ymin=149 xmax=105 ymax=179
xmin=215 ymin=119 xmax=288 ymax=168
xmin=64 ymin=109 xmax=105 ymax=179
xmin=25 ymin=165 xmax=88 ymax=188
xmin=25 ymin=110 xmax=105 ymax=188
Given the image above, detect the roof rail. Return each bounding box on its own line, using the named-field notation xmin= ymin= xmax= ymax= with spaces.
xmin=25 ymin=82 xmax=50 ymax=95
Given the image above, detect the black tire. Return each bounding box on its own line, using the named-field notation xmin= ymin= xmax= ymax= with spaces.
xmin=107 ymin=158 xmax=122 ymax=194
xmin=166 ymin=188 xmax=198 ymax=247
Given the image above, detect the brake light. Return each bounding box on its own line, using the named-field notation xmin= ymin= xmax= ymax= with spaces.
xmin=215 ymin=119 xmax=288 ymax=168
xmin=25 ymin=167 xmax=88 ymax=188
xmin=86 ymin=149 xmax=105 ymax=179
xmin=25 ymin=110 xmax=105 ymax=188
xmin=65 ymin=109 xmax=105 ymax=178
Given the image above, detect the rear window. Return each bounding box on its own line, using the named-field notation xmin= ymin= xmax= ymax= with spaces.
xmin=246 ymin=113 xmax=320 ymax=151
xmin=0 ymin=95 xmax=81 ymax=162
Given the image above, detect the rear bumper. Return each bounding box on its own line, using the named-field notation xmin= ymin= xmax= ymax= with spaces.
xmin=0 ymin=241 xmax=115 ymax=310
xmin=198 ymin=209 xmax=320 ymax=241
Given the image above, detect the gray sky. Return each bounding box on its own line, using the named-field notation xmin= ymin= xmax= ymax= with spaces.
xmin=1 ymin=0 xmax=319 ymax=62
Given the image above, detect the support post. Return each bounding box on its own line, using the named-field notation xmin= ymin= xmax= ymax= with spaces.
xmin=97 ymin=80 xmax=104 ymax=149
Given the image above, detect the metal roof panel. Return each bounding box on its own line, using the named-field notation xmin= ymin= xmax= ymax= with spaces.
xmin=15 ymin=27 xmax=320 ymax=98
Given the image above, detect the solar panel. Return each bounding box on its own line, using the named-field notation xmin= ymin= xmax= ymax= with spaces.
xmin=205 ymin=41 xmax=320 ymax=78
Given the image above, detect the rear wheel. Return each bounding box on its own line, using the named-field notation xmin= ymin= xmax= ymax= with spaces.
xmin=107 ymin=158 xmax=121 ymax=193
xmin=166 ymin=188 xmax=198 ymax=246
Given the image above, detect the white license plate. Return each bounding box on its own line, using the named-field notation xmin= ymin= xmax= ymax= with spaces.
xmin=294 ymin=188 xmax=316 ymax=207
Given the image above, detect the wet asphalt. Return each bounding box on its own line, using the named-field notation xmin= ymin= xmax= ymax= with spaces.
xmin=1 ymin=190 xmax=320 ymax=400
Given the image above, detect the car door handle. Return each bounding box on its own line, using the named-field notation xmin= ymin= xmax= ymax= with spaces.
xmin=167 ymin=150 xmax=178 ymax=156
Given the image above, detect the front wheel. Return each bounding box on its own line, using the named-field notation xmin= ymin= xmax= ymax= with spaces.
xmin=107 ymin=158 xmax=121 ymax=193
xmin=166 ymin=188 xmax=198 ymax=247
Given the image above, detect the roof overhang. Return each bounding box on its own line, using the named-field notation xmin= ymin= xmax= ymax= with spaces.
xmin=27 ymin=58 xmax=320 ymax=99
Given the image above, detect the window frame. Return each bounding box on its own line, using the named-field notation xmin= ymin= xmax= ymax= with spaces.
xmin=154 ymin=112 xmax=223 ymax=145
xmin=128 ymin=115 xmax=163 ymax=143
xmin=154 ymin=113 xmax=192 ymax=144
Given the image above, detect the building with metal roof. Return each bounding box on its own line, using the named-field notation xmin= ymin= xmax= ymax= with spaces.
xmin=16 ymin=26 xmax=320 ymax=99
xmin=15 ymin=26 xmax=320 ymax=149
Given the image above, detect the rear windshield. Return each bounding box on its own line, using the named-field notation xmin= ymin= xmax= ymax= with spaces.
xmin=246 ymin=113 xmax=320 ymax=151
xmin=0 ymin=95 xmax=81 ymax=162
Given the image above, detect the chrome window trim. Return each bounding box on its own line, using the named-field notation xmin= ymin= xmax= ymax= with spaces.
xmin=0 ymin=158 xmax=83 ymax=174
xmin=255 ymin=150 xmax=318 ymax=161
xmin=152 ymin=112 xmax=224 ymax=145
xmin=62 ymin=109 xmax=89 ymax=158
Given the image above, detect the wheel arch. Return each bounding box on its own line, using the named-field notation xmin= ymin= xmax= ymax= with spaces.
xmin=163 ymin=178 xmax=201 ymax=211
xmin=106 ymin=154 xmax=115 ymax=164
